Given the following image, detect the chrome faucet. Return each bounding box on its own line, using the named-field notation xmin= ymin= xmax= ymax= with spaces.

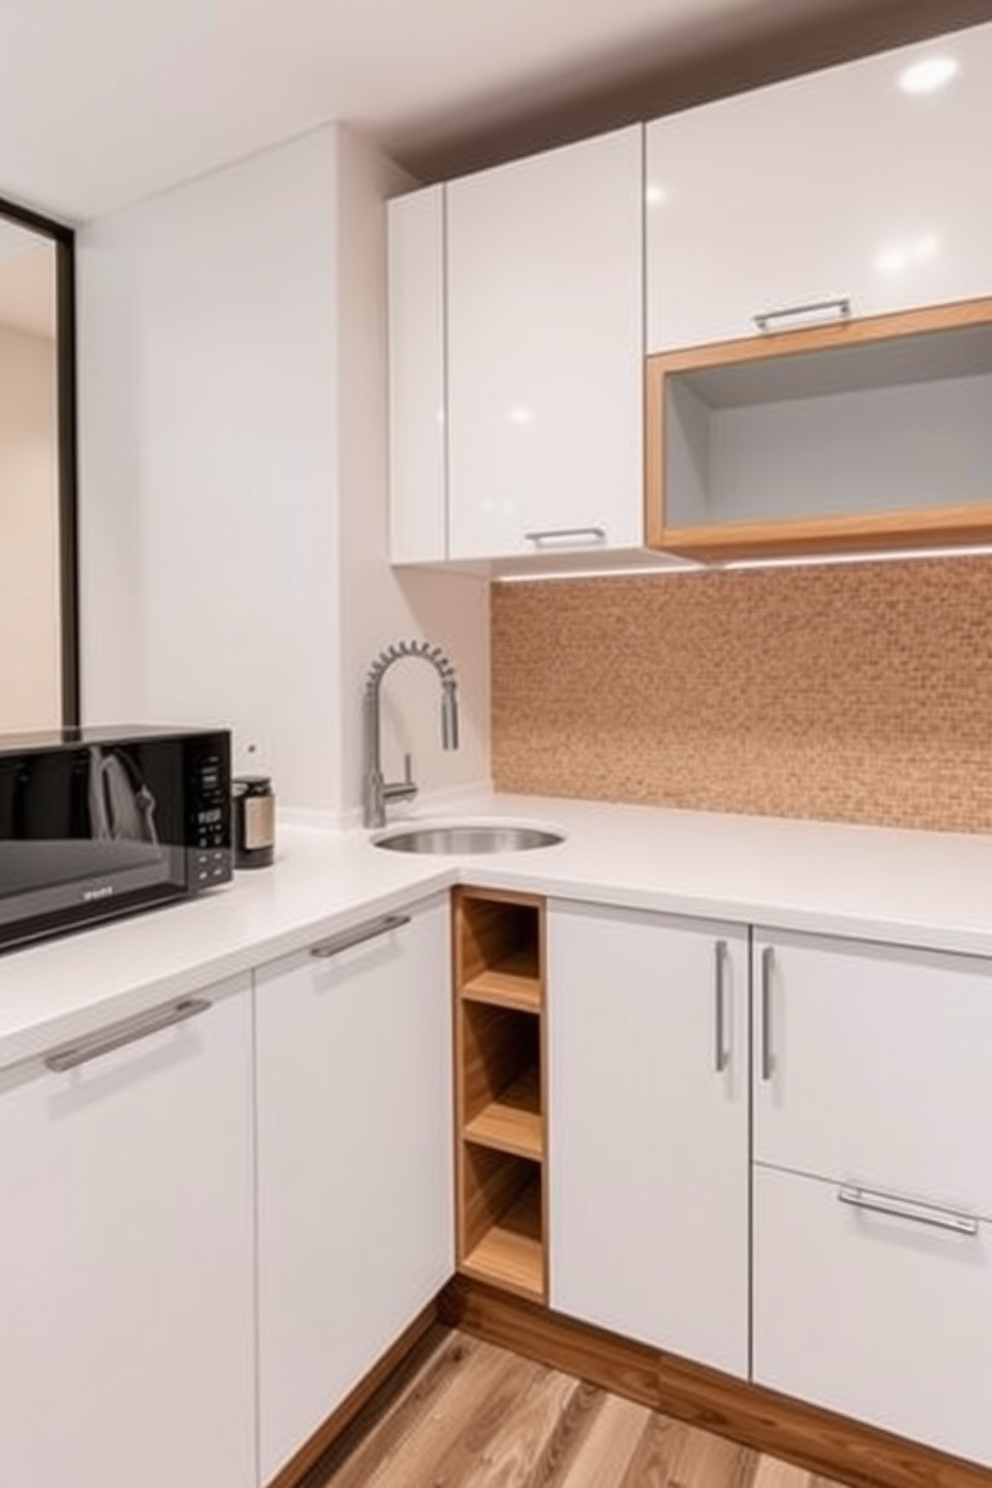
xmin=362 ymin=640 xmax=459 ymax=829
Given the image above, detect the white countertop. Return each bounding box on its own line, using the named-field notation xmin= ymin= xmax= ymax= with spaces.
xmin=4 ymin=791 xmax=992 ymax=1070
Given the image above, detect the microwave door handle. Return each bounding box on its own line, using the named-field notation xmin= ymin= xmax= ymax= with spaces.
xmin=113 ymin=750 xmax=160 ymax=845
xmin=87 ymin=747 xmax=112 ymax=840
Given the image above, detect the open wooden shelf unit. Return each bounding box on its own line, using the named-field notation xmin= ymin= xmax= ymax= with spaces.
xmin=453 ymin=886 xmax=547 ymax=1303
xmin=645 ymin=294 xmax=992 ymax=562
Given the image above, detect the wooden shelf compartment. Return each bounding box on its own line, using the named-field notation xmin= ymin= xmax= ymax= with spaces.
xmin=455 ymin=888 xmax=543 ymax=1010
xmin=454 ymin=887 xmax=548 ymax=1304
xmin=644 ymin=295 xmax=992 ymax=561
xmin=459 ymin=1144 xmax=544 ymax=1302
xmin=459 ymin=1002 xmax=542 ymax=1161
xmin=463 ymin=1067 xmax=542 ymax=1161
xmin=461 ymin=956 xmax=542 ymax=1013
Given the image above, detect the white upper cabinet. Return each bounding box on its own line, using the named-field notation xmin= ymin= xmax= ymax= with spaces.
xmin=447 ymin=127 xmax=643 ymax=560
xmin=646 ymin=22 xmax=992 ymax=353
xmin=388 ymin=127 xmax=645 ymax=566
xmin=387 ymin=185 xmax=447 ymax=564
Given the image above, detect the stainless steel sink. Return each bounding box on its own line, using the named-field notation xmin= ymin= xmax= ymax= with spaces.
xmin=372 ymin=821 xmax=565 ymax=854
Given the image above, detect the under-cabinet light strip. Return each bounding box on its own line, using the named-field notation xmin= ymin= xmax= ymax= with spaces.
xmin=495 ymin=562 xmax=698 ymax=583
xmin=494 ymin=545 xmax=992 ymax=580
xmin=721 ymin=544 xmax=992 ymax=570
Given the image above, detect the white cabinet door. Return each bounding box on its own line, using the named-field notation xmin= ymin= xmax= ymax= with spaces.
xmin=446 ymin=127 xmax=643 ymax=560
xmin=0 ymin=979 xmax=255 ymax=1488
xmin=548 ymin=901 xmax=749 ymax=1376
xmin=647 ymin=22 xmax=992 ymax=352
xmin=753 ymin=929 xmax=992 ymax=1217
xmin=754 ymin=1165 xmax=992 ymax=1467
xmin=387 ymin=185 xmax=447 ymax=564
xmin=255 ymin=895 xmax=453 ymax=1483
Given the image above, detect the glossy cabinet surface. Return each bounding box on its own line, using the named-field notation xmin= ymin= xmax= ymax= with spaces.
xmin=447 ymin=126 xmax=643 ymax=560
xmin=0 ymin=977 xmax=255 ymax=1488
xmin=548 ymin=901 xmax=749 ymax=1376
xmin=255 ymin=895 xmax=453 ymax=1483
xmin=751 ymin=929 xmax=992 ymax=1467
xmin=388 ymin=127 xmax=644 ymax=566
xmin=387 ymin=184 xmax=446 ymax=564
xmin=646 ymin=23 xmax=992 ymax=353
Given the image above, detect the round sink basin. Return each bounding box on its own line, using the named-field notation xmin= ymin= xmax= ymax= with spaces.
xmin=372 ymin=821 xmax=565 ymax=855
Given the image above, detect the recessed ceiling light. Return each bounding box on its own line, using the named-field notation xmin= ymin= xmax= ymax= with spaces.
xmin=898 ymin=56 xmax=960 ymax=94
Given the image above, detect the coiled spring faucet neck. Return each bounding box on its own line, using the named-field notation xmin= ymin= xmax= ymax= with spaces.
xmin=362 ymin=640 xmax=460 ymax=829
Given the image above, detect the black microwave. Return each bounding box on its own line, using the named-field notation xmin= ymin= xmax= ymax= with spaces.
xmin=0 ymin=725 xmax=233 ymax=953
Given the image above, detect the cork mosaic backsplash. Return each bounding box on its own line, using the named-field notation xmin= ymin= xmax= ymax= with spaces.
xmin=491 ymin=557 xmax=992 ymax=833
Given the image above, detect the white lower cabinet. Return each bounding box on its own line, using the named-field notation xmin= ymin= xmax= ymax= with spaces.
xmin=255 ymin=894 xmax=453 ymax=1484
xmin=753 ymin=930 xmax=992 ymax=1215
xmin=548 ymin=901 xmax=749 ymax=1376
xmin=0 ymin=977 xmax=255 ymax=1488
xmin=754 ymin=1164 xmax=992 ymax=1467
xmin=752 ymin=929 xmax=992 ymax=1467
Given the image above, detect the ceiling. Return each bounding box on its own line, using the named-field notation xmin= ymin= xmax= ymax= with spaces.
xmin=0 ymin=0 xmax=989 ymax=225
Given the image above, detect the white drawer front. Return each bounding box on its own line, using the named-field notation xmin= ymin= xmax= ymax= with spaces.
xmin=753 ymin=930 xmax=992 ymax=1217
xmin=754 ymin=1163 xmax=992 ymax=1468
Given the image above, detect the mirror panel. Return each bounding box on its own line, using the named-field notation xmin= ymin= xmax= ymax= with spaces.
xmin=0 ymin=199 xmax=76 ymax=734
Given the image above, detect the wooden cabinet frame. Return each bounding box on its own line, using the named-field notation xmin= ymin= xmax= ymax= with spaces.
xmin=453 ymin=886 xmax=548 ymax=1302
xmin=645 ymin=294 xmax=992 ymax=561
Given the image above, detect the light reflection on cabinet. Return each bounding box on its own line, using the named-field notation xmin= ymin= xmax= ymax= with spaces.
xmin=387 ymin=127 xmax=644 ymax=569
xmin=645 ymin=23 xmax=992 ymax=355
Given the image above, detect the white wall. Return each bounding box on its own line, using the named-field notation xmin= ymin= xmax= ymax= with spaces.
xmin=77 ymin=124 xmax=490 ymax=819
xmin=0 ymin=323 xmax=60 ymax=732
xmin=78 ymin=128 xmax=343 ymax=811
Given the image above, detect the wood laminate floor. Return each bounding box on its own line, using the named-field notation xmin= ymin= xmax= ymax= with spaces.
xmin=305 ymin=1328 xmax=852 ymax=1488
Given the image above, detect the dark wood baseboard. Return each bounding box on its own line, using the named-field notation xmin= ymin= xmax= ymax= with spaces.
xmin=439 ymin=1275 xmax=992 ymax=1488
xmin=266 ymin=1299 xmax=439 ymax=1488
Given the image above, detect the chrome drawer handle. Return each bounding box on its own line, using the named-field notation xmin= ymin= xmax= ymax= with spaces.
xmin=45 ymin=998 xmax=212 ymax=1072
xmin=714 ymin=939 xmax=729 ymax=1074
xmin=838 ymin=1184 xmax=978 ymax=1238
xmin=524 ymin=527 xmax=606 ymax=547
xmin=760 ymin=945 xmax=774 ymax=1082
xmin=753 ymin=296 xmax=851 ymax=333
xmin=309 ymin=913 xmax=411 ymax=960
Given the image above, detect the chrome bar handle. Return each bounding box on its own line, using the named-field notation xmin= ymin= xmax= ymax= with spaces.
xmin=714 ymin=939 xmax=729 ymax=1074
xmin=760 ymin=945 xmax=775 ymax=1082
xmin=753 ymin=296 xmax=851 ymax=333
xmin=310 ymin=913 xmax=411 ymax=960
xmin=838 ymin=1184 xmax=978 ymax=1238
xmin=45 ymin=998 xmax=212 ymax=1073
xmin=524 ymin=527 xmax=607 ymax=547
